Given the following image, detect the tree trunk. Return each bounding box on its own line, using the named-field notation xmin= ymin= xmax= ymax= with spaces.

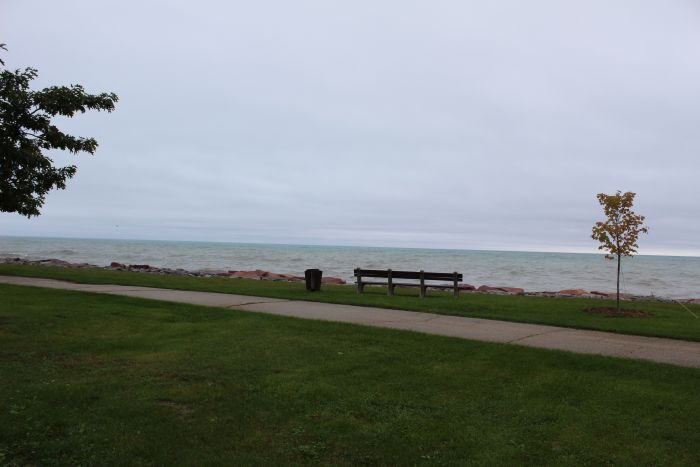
xmin=616 ymin=254 xmax=621 ymax=312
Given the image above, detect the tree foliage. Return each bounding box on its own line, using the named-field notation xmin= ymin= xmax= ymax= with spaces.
xmin=591 ymin=191 xmax=648 ymax=309
xmin=0 ymin=43 xmax=118 ymax=217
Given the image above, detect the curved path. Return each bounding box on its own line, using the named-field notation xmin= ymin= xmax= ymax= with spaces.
xmin=3 ymin=275 xmax=700 ymax=369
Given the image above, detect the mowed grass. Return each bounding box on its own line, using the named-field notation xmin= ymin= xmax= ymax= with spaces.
xmin=1 ymin=264 xmax=700 ymax=341
xmin=2 ymin=284 xmax=700 ymax=465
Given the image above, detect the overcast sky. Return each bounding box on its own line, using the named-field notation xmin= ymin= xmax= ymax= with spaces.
xmin=2 ymin=0 xmax=699 ymax=255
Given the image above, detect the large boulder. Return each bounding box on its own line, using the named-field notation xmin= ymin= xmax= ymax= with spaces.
xmin=35 ymin=258 xmax=72 ymax=267
xmin=590 ymin=290 xmax=634 ymax=300
xmin=322 ymin=276 xmax=346 ymax=285
xmin=477 ymin=285 xmax=525 ymax=295
xmin=557 ymin=289 xmax=589 ymax=296
xmin=195 ymin=268 xmax=227 ymax=276
xmin=265 ymin=272 xmax=289 ymax=281
xmin=276 ymin=273 xmax=305 ymax=282
xmin=228 ymin=270 xmax=260 ymax=279
xmin=285 ymin=275 xmax=305 ymax=282
xmin=590 ymin=291 xmax=635 ymax=300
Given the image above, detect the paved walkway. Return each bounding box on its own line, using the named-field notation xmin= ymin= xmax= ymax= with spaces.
xmin=3 ymin=275 xmax=700 ymax=369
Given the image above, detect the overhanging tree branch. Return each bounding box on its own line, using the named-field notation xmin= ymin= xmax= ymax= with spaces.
xmin=0 ymin=44 xmax=118 ymax=217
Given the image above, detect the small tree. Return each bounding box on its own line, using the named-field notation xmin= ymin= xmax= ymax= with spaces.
xmin=0 ymin=43 xmax=118 ymax=217
xmin=591 ymin=191 xmax=648 ymax=310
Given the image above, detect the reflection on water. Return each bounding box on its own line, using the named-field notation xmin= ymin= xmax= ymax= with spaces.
xmin=1 ymin=236 xmax=699 ymax=299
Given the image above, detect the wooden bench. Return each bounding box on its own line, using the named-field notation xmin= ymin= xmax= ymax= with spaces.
xmin=354 ymin=268 xmax=463 ymax=298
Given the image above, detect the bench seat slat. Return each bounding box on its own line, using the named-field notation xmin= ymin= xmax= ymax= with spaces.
xmin=361 ymin=282 xmax=461 ymax=289
xmin=423 ymin=273 xmax=462 ymax=281
xmin=361 ymin=281 xmax=422 ymax=287
xmin=355 ymin=269 xmax=462 ymax=281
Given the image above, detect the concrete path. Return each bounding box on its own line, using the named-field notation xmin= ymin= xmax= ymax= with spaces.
xmin=3 ymin=275 xmax=700 ymax=369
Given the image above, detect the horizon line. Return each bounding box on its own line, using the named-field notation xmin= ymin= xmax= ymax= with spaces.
xmin=2 ymin=234 xmax=699 ymax=259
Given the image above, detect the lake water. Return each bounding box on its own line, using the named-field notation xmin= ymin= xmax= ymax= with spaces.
xmin=1 ymin=236 xmax=698 ymax=299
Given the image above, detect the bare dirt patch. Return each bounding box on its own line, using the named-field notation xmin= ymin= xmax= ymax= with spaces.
xmin=584 ymin=307 xmax=653 ymax=318
xmin=156 ymin=399 xmax=194 ymax=416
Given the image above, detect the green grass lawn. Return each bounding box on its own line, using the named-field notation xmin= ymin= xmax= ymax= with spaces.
xmin=2 ymin=284 xmax=700 ymax=465
xmin=1 ymin=264 xmax=700 ymax=342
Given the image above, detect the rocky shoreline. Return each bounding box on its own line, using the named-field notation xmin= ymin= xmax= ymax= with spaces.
xmin=1 ymin=256 xmax=697 ymax=304
xmin=0 ymin=257 xmax=350 ymax=284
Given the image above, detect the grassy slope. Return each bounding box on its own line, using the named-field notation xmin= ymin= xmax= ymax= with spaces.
xmin=1 ymin=264 xmax=700 ymax=342
xmin=1 ymin=284 xmax=700 ymax=466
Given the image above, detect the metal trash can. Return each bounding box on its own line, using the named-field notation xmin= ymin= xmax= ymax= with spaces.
xmin=304 ymin=269 xmax=323 ymax=292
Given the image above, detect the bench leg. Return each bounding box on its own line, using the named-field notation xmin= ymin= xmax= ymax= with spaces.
xmin=420 ymin=286 xmax=426 ymax=298
xmin=388 ymin=284 xmax=394 ymax=296
xmin=419 ymin=270 xmax=425 ymax=298
xmin=454 ymin=285 xmax=459 ymax=298
xmin=356 ymin=283 xmax=364 ymax=294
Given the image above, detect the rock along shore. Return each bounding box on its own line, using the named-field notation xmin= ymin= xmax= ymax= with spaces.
xmin=1 ymin=256 xmax=697 ymax=304
xmin=0 ymin=257 xmax=348 ymax=285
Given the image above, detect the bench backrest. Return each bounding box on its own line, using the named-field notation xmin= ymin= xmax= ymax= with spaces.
xmin=354 ymin=268 xmax=462 ymax=281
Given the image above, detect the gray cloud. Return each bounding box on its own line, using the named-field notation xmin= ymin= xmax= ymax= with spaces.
xmin=2 ymin=0 xmax=699 ymax=254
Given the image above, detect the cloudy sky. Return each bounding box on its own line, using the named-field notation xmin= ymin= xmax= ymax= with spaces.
xmin=2 ymin=0 xmax=699 ymax=255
